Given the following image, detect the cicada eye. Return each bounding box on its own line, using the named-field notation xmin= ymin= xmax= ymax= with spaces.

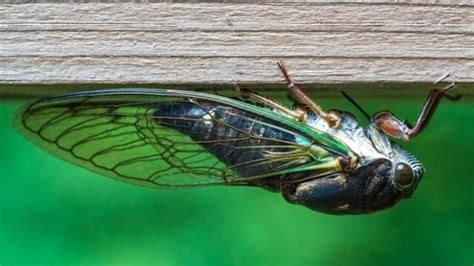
xmin=394 ymin=163 xmax=415 ymax=189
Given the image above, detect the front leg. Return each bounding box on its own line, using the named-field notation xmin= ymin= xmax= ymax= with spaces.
xmin=372 ymin=80 xmax=460 ymax=140
xmin=281 ymin=174 xmax=351 ymax=214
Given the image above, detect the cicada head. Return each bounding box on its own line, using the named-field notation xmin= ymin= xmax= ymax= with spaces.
xmin=352 ymin=126 xmax=425 ymax=213
xmin=390 ymin=146 xmax=425 ymax=195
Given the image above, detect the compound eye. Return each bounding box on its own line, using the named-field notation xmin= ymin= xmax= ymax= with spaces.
xmin=394 ymin=163 xmax=415 ymax=189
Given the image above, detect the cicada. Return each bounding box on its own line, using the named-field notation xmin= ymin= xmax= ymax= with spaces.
xmin=13 ymin=63 xmax=459 ymax=214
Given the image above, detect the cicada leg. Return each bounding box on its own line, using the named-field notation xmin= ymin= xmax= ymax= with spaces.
xmin=234 ymin=80 xmax=308 ymax=122
xmin=373 ymin=75 xmax=461 ymax=140
xmin=281 ymin=173 xmax=351 ymax=214
xmin=277 ymin=62 xmax=341 ymax=128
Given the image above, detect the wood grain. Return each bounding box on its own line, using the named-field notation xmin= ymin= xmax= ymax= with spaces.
xmin=0 ymin=1 xmax=472 ymax=93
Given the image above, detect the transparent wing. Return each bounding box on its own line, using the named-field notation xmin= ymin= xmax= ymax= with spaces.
xmin=14 ymin=89 xmax=346 ymax=188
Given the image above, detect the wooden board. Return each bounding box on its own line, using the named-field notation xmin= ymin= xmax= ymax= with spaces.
xmin=0 ymin=1 xmax=472 ymax=95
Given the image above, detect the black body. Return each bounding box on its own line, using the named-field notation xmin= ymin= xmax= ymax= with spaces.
xmin=155 ymin=101 xmax=405 ymax=214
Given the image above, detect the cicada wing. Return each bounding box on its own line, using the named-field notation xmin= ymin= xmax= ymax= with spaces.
xmin=13 ymin=89 xmax=345 ymax=188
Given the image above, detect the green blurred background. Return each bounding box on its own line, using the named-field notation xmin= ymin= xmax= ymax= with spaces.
xmin=1 ymin=89 xmax=473 ymax=266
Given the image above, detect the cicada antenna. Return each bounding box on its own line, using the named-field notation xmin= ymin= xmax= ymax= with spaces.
xmin=341 ymin=91 xmax=371 ymax=121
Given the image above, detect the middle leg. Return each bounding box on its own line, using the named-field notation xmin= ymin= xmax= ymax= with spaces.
xmin=234 ymin=81 xmax=308 ymax=122
xmin=277 ymin=62 xmax=341 ymax=128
